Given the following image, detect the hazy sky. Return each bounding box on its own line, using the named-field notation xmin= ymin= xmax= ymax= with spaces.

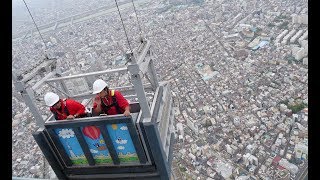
xmin=12 ymin=0 xmax=127 ymax=35
xmin=12 ymin=0 xmax=48 ymax=19
xmin=12 ymin=0 xmax=85 ymax=33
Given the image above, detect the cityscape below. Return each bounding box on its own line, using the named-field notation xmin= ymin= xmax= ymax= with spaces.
xmin=12 ymin=0 xmax=308 ymax=179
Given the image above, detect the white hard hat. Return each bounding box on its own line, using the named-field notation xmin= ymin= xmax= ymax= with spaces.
xmin=44 ymin=92 xmax=60 ymax=106
xmin=92 ymin=79 xmax=108 ymax=94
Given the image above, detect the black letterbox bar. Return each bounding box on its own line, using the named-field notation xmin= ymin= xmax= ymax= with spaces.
xmin=98 ymin=125 xmax=120 ymax=165
xmin=73 ymin=127 xmax=96 ymax=166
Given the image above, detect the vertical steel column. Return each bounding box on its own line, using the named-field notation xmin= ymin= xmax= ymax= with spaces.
xmin=147 ymin=58 xmax=159 ymax=90
xmin=127 ymin=56 xmax=151 ymax=118
xmin=13 ymin=73 xmax=45 ymax=128
xmin=126 ymin=50 xmax=151 ymax=118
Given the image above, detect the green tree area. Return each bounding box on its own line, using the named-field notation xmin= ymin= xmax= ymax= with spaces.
xmin=179 ymin=166 xmax=187 ymax=172
xmin=267 ymin=23 xmax=275 ymax=27
xmin=278 ymin=21 xmax=289 ymax=29
xmin=285 ymin=55 xmax=296 ymax=63
xmin=274 ymin=14 xmax=291 ymax=22
xmin=287 ymin=102 xmax=307 ymax=114
xmin=279 ymin=99 xmax=307 ymax=114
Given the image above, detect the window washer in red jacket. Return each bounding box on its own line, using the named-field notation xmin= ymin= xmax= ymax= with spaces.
xmin=91 ymin=79 xmax=130 ymax=116
xmin=44 ymin=92 xmax=87 ymax=120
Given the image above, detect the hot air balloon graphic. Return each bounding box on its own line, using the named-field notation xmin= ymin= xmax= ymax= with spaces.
xmin=82 ymin=126 xmax=107 ymax=151
xmin=82 ymin=126 xmax=100 ymax=139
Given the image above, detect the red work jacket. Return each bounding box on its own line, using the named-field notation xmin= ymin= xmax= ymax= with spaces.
xmin=50 ymin=99 xmax=86 ymax=120
xmin=93 ymin=90 xmax=129 ymax=115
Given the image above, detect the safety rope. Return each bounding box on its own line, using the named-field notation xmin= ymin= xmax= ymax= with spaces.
xmin=114 ymin=0 xmax=133 ymax=53
xmin=22 ymin=0 xmax=48 ymax=50
xmin=131 ymin=0 xmax=143 ymax=39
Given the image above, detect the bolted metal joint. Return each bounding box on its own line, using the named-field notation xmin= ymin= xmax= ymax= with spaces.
xmin=125 ymin=51 xmax=135 ymax=64
xmin=131 ymin=70 xmax=144 ymax=79
xmin=127 ymin=64 xmax=141 ymax=75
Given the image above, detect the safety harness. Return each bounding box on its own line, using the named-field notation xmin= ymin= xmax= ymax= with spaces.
xmin=101 ymin=90 xmax=123 ymax=114
xmin=52 ymin=100 xmax=69 ymax=120
xmin=51 ymin=99 xmax=87 ymax=120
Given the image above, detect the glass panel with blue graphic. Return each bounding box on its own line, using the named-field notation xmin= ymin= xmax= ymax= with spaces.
xmin=55 ymin=123 xmax=139 ymax=166
xmin=55 ymin=128 xmax=89 ymax=165
xmin=81 ymin=126 xmax=113 ymax=164
xmin=106 ymin=123 xmax=139 ymax=163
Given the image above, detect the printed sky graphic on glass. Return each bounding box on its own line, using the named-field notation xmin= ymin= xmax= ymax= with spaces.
xmin=55 ymin=128 xmax=88 ymax=165
xmin=106 ymin=123 xmax=139 ymax=163
xmin=81 ymin=125 xmax=113 ymax=164
xmin=55 ymin=123 xmax=140 ymax=165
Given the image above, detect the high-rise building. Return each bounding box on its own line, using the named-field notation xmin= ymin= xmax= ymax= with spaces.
xmin=275 ymin=30 xmax=289 ymax=44
xmin=281 ymin=29 xmax=297 ymax=45
xmin=303 ymin=58 xmax=308 ymax=65
xmin=278 ymin=159 xmax=298 ymax=174
xmin=186 ymin=118 xmax=199 ymax=135
xmin=290 ymin=29 xmax=304 ymax=43
xmin=176 ymin=122 xmax=184 ymax=138
xmin=298 ymin=31 xmax=308 ymax=44
xmin=295 ymin=143 xmax=308 ymax=160
xmin=243 ymin=153 xmax=258 ymax=166
xmin=275 ymin=169 xmax=290 ymax=180
xmin=294 ymin=48 xmax=307 ymax=60
xmin=292 ymin=14 xmax=308 ymax=24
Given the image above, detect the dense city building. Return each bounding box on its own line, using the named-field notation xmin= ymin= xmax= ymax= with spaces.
xmin=12 ymin=0 xmax=308 ymax=179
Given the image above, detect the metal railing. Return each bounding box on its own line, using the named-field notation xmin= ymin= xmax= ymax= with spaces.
xmin=14 ymin=39 xmax=175 ymax=179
